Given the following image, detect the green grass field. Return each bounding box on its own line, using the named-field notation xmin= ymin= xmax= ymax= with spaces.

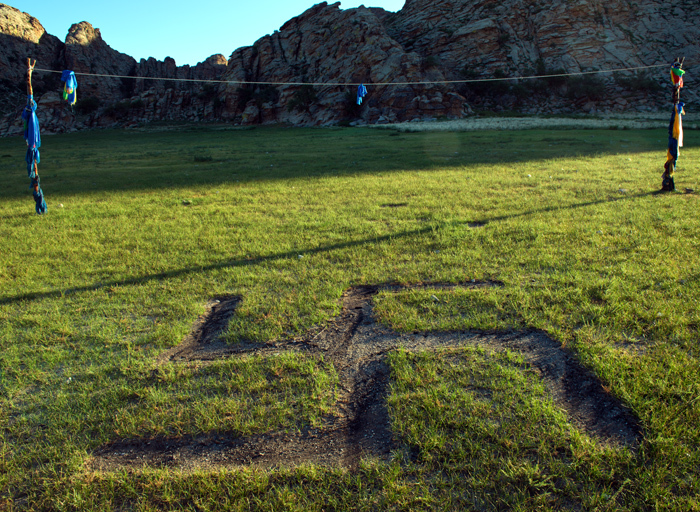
xmin=1 ymin=124 xmax=699 ymax=510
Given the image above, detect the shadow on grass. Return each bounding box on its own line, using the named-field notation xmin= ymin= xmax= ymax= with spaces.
xmin=0 ymin=125 xmax=673 ymax=199
xmin=0 ymin=191 xmax=656 ymax=305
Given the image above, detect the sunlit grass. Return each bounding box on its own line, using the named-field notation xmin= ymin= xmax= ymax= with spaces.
xmin=1 ymin=124 xmax=699 ymax=510
xmin=388 ymin=347 xmax=629 ymax=510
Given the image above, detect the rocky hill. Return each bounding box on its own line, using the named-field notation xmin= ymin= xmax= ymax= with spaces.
xmin=1 ymin=0 xmax=698 ymax=135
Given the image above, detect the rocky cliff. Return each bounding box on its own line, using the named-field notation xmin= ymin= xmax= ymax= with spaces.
xmin=0 ymin=5 xmax=63 ymax=114
xmin=0 ymin=3 xmax=228 ymax=134
xmin=386 ymin=0 xmax=698 ymax=112
xmin=1 ymin=0 xmax=698 ymax=135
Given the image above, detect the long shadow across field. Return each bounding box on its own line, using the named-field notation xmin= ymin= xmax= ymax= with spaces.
xmin=0 ymin=191 xmax=656 ymax=305
xmin=0 ymin=126 xmax=670 ymax=198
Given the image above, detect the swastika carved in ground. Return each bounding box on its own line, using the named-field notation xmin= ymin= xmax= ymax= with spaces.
xmin=90 ymin=283 xmax=642 ymax=472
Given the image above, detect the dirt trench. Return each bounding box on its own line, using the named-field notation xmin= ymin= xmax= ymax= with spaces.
xmin=90 ymin=284 xmax=642 ymax=472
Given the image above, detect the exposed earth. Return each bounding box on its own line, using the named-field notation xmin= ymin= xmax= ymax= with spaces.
xmin=89 ymin=283 xmax=642 ymax=472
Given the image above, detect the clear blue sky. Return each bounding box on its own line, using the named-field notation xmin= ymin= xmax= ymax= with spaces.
xmin=7 ymin=0 xmax=406 ymax=66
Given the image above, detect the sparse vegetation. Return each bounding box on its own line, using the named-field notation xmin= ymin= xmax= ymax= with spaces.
xmin=565 ymin=74 xmax=606 ymax=100
xmin=343 ymin=89 xmax=362 ymax=118
xmin=615 ymin=70 xmax=664 ymax=94
xmin=287 ymin=84 xmax=318 ymax=112
xmin=74 ymin=96 xmax=101 ymax=115
xmin=198 ymin=83 xmax=220 ymax=103
xmin=422 ymin=55 xmax=439 ymax=70
xmin=459 ymin=61 xmax=616 ymax=104
xmin=103 ymin=99 xmax=143 ymax=119
xmin=236 ymin=84 xmax=279 ymax=110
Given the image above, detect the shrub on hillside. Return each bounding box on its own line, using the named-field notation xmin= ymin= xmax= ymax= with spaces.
xmin=614 ymin=71 xmax=664 ymax=93
xmin=565 ymin=75 xmax=605 ymax=100
xmin=287 ymin=85 xmax=318 ymax=113
xmin=75 ymin=96 xmax=101 ymax=115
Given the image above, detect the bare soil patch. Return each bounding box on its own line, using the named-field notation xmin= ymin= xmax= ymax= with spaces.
xmin=379 ymin=202 xmax=409 ymax=208
xmin=90 ymin=283 xmax=642 ymax=472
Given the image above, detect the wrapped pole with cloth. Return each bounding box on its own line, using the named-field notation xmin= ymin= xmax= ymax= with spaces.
xmin=662 ymin=58 xmax=686 ymax=192
xmin=23 ymin=58 xmax=47 ymax=214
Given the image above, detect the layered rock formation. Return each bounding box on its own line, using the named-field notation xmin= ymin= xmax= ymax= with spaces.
xmin=0 ymin=3 xmax=228 ymax=134
xmin=387 ymin=0 xmax=698 ymax=112
xmin=0 ymin=5 xmax=63 ymax=116
xmin=1 ymin=0 xmax=698 ymax=135
xmin=216 ymin=2 xmax=468 ymax=126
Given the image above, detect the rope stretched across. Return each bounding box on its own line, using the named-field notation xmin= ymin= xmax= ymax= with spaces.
xmin=32 ymin=63 xmax=669 ymax=87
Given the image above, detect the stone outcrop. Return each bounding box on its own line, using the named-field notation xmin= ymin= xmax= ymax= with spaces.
xmin=391 ymin=0 xmax=700 ymax=69
xmin=134 ymin=54 xmax=228 ymax=93
xmin=63 ymin=21 xmax=138 ymax=105
xmin=386 ymin=0 xmax=698 ymax=113
xmin=0 ymin=3 xmax=229 ymax=134
xmin=1 ymin=0 xmax=699 ymax=134
xmin=217 ymin=2 xmax=468 ymax=126
xmin=0 ymin=4 xmax=63 ymax=116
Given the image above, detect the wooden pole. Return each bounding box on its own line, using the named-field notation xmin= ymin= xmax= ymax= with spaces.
xmin=662 ymin=57 xmax=685 ymax=192
xmin=24 ymin=57 xmax=47 ymax=213
xmin=26 ymin=58 xmax=39 ymax=184
xmin=26 ymin=57 xmax=35 ymax=96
